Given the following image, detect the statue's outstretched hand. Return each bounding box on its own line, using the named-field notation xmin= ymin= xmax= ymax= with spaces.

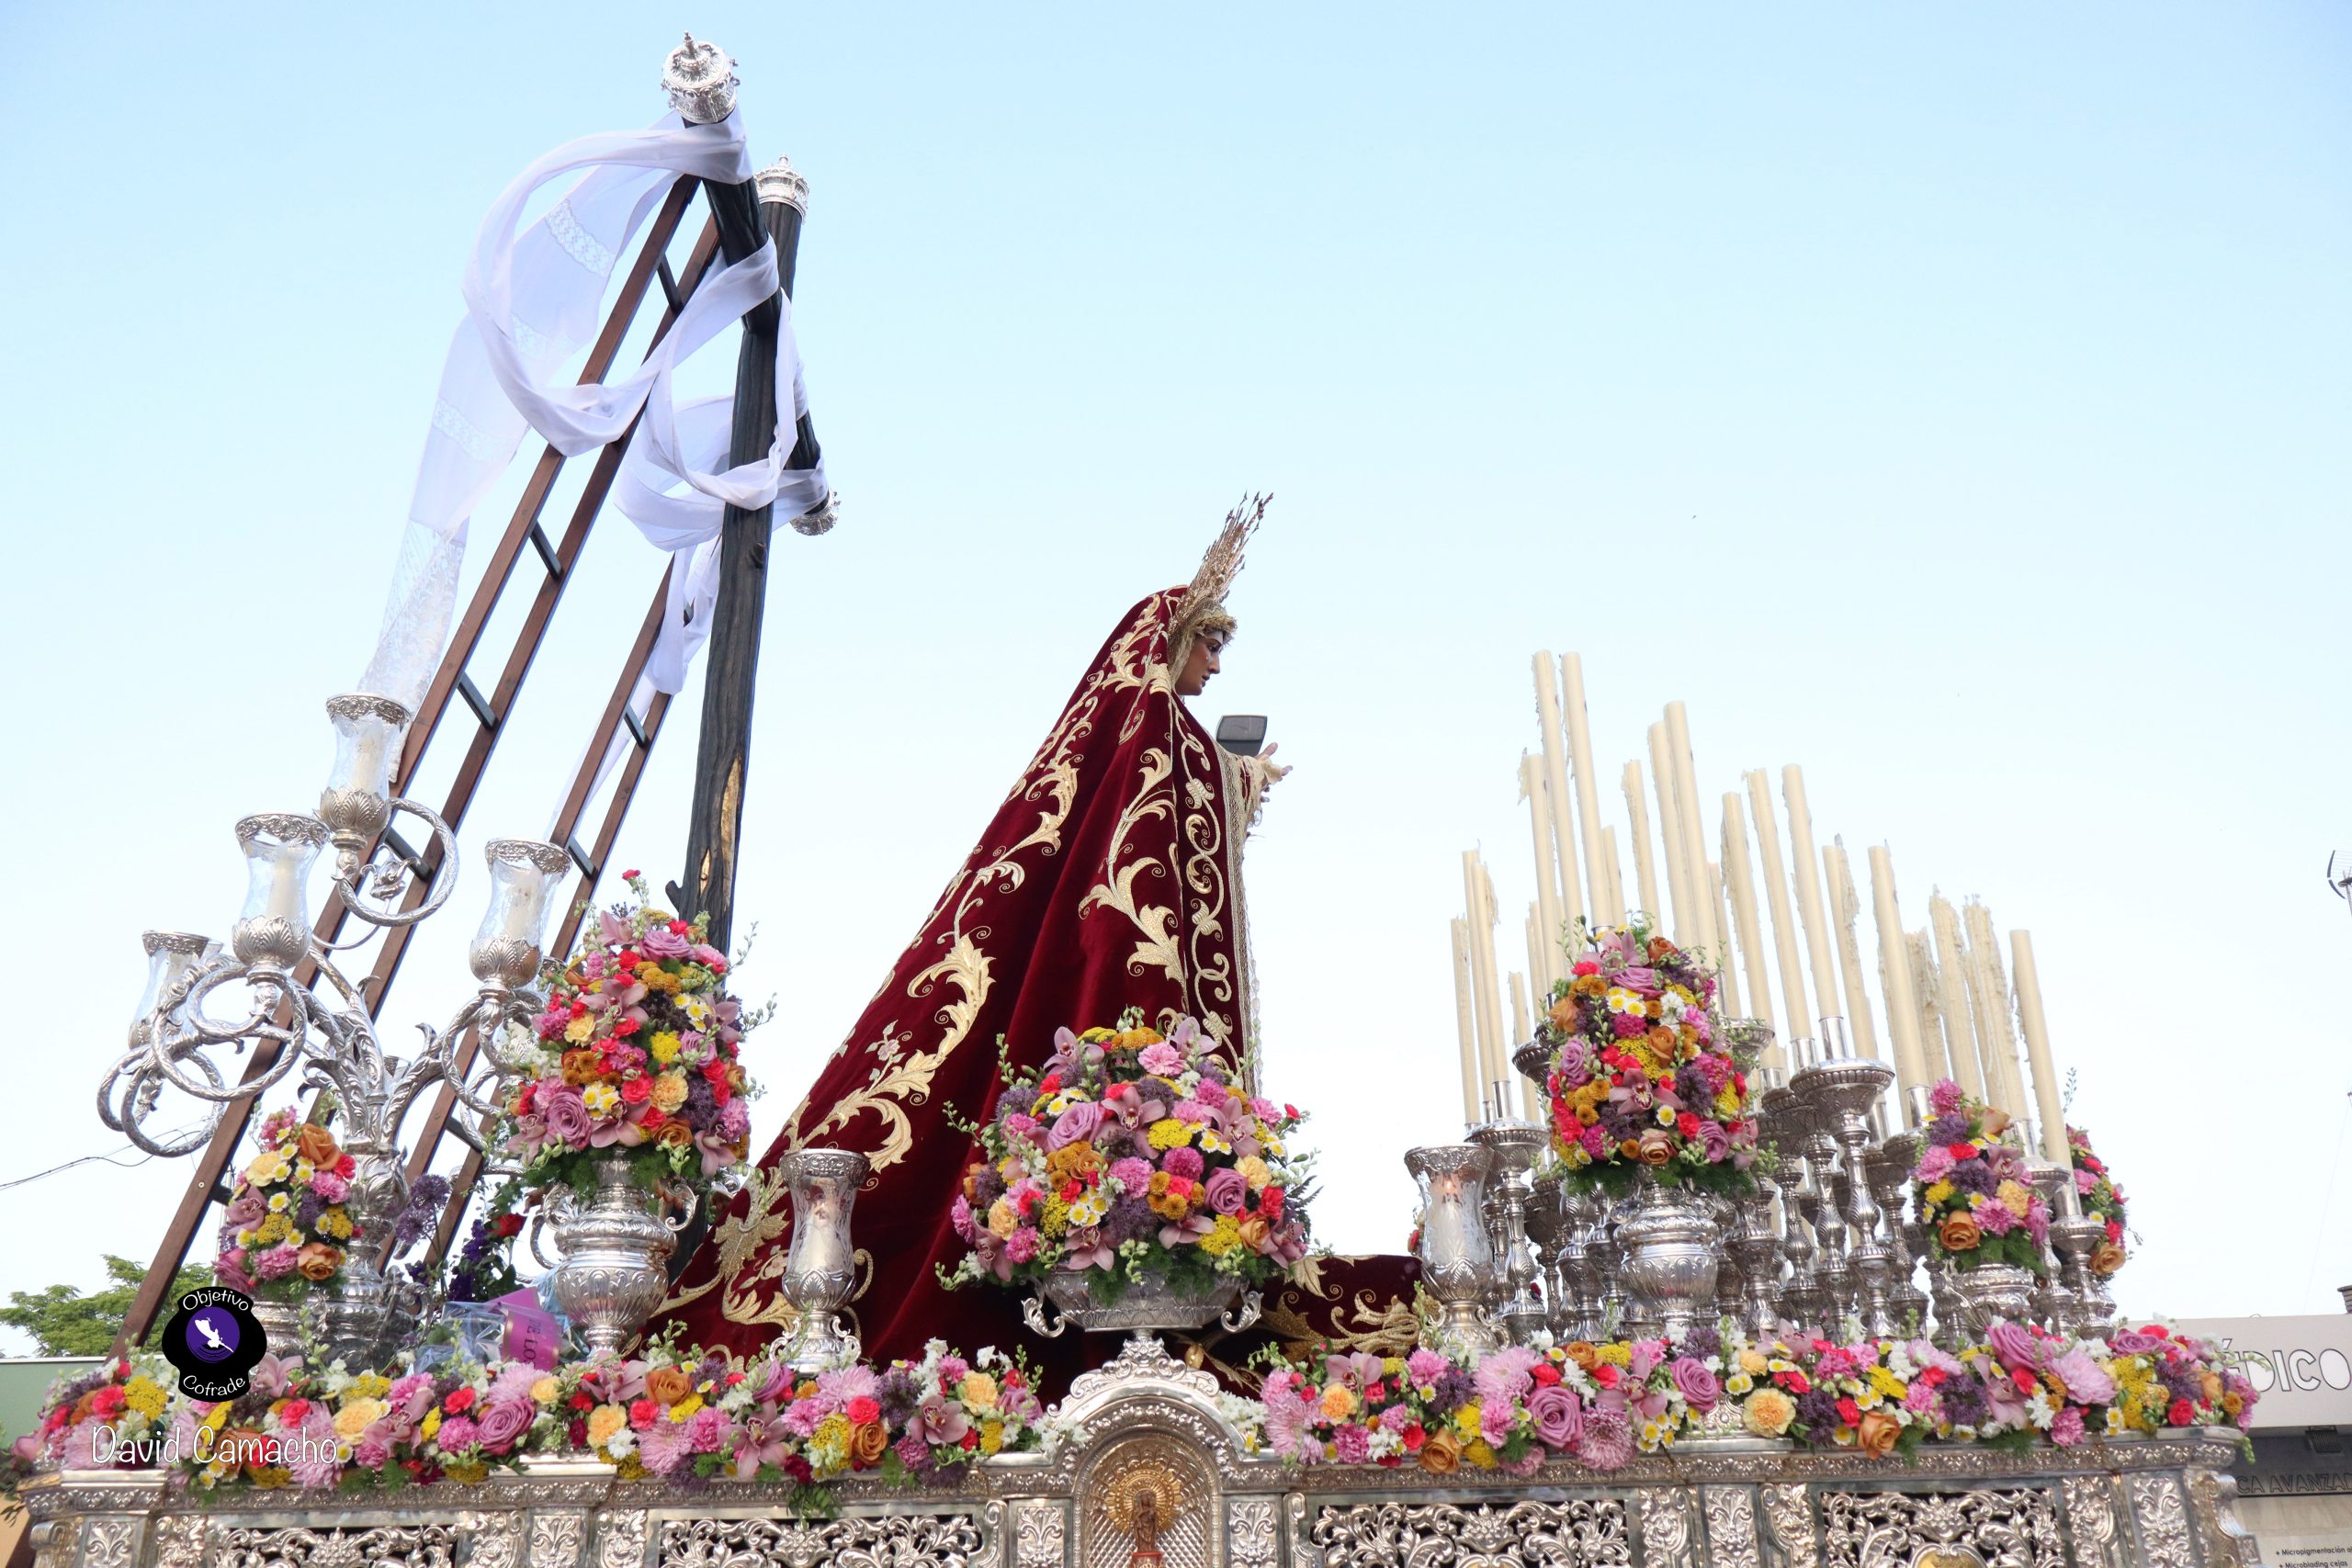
xmin=1258 ymin=741 xmax=1293 ymax=784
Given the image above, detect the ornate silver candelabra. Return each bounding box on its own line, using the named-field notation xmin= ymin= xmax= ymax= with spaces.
xmin=1759 ymin=1085 xmax=1826 ymax=1333
xmin=1864 ymin=1132 xmax=1928 ymax=1332
xmin=1796 ymin=1056 xmax=1898 ymax=1336
xmin=98 ymin=694 xmax=571 ymax=1365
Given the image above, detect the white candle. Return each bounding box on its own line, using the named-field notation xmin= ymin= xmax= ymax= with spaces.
xmin=1708 ymin=862 xmax=1743 ymax=1016
xmin=1622 ymin=761 xmax=1661 ymax=923
xmin=1928 ymin=895 xmax=1987 ymax=1101
xmin=1965 ymin=901 xmax=2029 ymax=1124
xmin=1530 ymin=656 xmax=1588 ymax=934
xmin=1647 ymin=723 xmax=1697 ymax=942
xmin=268 ymin=854 xmax=305 ymax=923
xmin=1824 ymin=840 xmax=1881 ymax=1058
xmin=1906 ymin=929 xmax=1951 ymax=1082
xmin=1560 ymin=655 xmax=1614 ymax=923
xmin=1508 ymin=971 xmax=1541 ymax=1120
xmin=1451 ymin=918 xmax=1479 ymax=1124
xmin=1474 ymin=858 xmax=1512 ymax=1111
xmin=1721 ymin=795 xmax=1782 ymax=1057
xmin=1664 ymin=703 xmax=1720 ymax=959
xmin=1600 ymin=827 xmax=1626 ymax=926
xmin=1520 ymin=754 xmax=1566 ymax=989
xmin=1780 ymin=766 xmax=1842 ymax=1043
xmin=1745 ymin=771 xmax=1815 ymax=1048
xmin=2010 ymin=931 xmax=2070 ymax=1163
xmin=1867 ymin=845 xmax=1931 ymax=1099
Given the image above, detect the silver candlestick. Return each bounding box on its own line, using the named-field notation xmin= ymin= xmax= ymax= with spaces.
xmin=2026 ymin=1158 xmax=2080 ymax=1333
xmin=1798 ymin=1056 xmax=1898 ymax=1337
xmin=1791 ymin=1072 xmax=1855 ymax=1332
xmin=1759 ymin=1086 xmax=1825 ymax=1333
xmin=1469 ymin=1119 xmax=1548 ymax=1343
xmin=1864 ymin=1133 xmax=1928 ymax=1333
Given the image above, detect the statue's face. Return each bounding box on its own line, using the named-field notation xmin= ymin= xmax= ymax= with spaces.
xmin=1175 ymin=631 xmax=1225 ymax=697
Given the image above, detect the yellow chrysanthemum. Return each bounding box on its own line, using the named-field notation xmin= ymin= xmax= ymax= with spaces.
xmin=669 ymin=1394 xmax=704 ymax=1422
xmin=317 ymin=1208 xmax=355 ymax=1240
xmin=1147 ymin=1119 xmax=1194 ymax=1151
xmin=421 ymin=1409 xmax=443 ymax=1440
xmin=1039 ymin=1195 xmax=1071 ymax=1236
xmin=254 ymin=1214 xmax=291 ymax=1246
xmin=1596 ymin=1343 xmax=1633 ymax=1369
xmin=649 ymin=1031 xmax=683 ymax=1065
xmin=123 ymin=1377 xmax=168 ymax=1420
xmin=1924 ymin=1179 xmax=1955 ymax=1206
xmin=1453 ymin=1403 xmax=1483 ymax=1437
xmin=980 ymin=1417 xmax=1005 ymax=1455
xmin=1200 ymin=1216 xmax=1245 ymax=1257
xmin=1465 ymin=1438 xmax=1498 ymax=1469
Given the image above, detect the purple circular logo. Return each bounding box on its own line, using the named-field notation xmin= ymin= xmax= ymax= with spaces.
xmin=185 ymin=1309 xmax=241 ymax=1364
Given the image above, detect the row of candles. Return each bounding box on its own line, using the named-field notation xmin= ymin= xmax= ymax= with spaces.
xmin=1417 ymin=1040 xmax=2120 ymax=1355
xmin=1450 ymin=652 xmax=2074 ymax=1162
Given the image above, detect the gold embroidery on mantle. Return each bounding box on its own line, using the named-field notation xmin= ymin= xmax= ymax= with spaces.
xmin=1262 ymin=1255 xmax=1422 ymax=1359
xmin=699 ymin=597 xmax=1174 ymax=1327
xmin=1078 ymin=746 xmax=1183 ymax=986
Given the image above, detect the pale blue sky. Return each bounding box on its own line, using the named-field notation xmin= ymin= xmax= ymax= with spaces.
xmin=1 ymin=4 xmax=2346 ymax=1339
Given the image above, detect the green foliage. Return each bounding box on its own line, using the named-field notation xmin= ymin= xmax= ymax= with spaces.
xmin=0 ymin=1256 xmax=215 ymax=1357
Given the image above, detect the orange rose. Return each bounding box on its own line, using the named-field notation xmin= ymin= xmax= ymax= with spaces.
xmin=294 ymin=1124 xmax=341 ymax=1170
xmin=295 ymin=1242 xmax=344 ymax=1281
xmin=1978 ymin=1106 xmax=2013 ymax=1139
xmin=2200 ymin=1371 xmax=2224 ymax=1407
xmin=1938 ymin=1213 xmax=1983 ymax=1253
xmin=215 ymin=1427 xmax=270 ymax=1472
xmin=2091 ymin=1242 xmax=2126 ymax=1277
xmin=645 ymin=1367 xmax=694 ymax=1407
xmin=1419 ymin=1430 xmax=1462 ymax=1474
xmin=1564 ymin=1341 xmax=1600 ymax=1372
xmin=658 ymin=1122 xmax=695 ymax=1148
xmin=1855 ymin=1410 xmax=1900 ymax=1460
xmin=1646 ymin=936 xmax=1679 ymax=961
xmin=850 ymin=1422 xmax=890 ymax=1467
xmin=1636 ymin=1131 xmax=1676 ymax=1167
xmin=1238 ymin=1216 xmax=1272 ymax=1253
xmin=1548 ymin=998 xmax=1582 ymax=1030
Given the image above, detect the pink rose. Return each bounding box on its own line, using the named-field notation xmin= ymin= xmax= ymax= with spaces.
xmin=1527 ymin=1383 xmax=1585 ymax=1450
xmin=1204 ymin=1168 xmax=1250 ymax=1216
xmin=1047 ymin=1101 xmax=1104 ymax=1150
xmin=474 ymin=1399 xmax=535 ymax=1453
xmin=640 ymin=927 xmax=691 ymax=960
xmin=1668 ymin=1358 xmax=1720 ymax=1413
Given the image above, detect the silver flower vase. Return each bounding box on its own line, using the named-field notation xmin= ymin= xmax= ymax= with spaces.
xmin=1945 ymin=1260 xmax=2038 ymax=1341
xmin=1615 ymin=1167 xmax=1722 ymax=1340
xmin=1023 ymin=1271 xmax=1261 ymax=1339
xmin=1407 ymin=1143 xmax=1501 ymax=1354
xmin=779 ymin=1148 xmax=869 ymax=1370
xmin=545 ymin=1156 xmax=696 ymax=1356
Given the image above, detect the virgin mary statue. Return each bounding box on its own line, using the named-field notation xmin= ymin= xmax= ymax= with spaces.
xmin=655 ymin=499 xmax=1289 ymax=1366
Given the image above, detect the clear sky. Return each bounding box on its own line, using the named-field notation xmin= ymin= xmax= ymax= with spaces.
xmin=1 ymin=4 xmax=2346 ymax=1347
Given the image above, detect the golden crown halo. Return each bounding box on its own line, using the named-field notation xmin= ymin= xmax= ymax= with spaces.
xmin=1170 ymin=492 xmax=1270 ymax=663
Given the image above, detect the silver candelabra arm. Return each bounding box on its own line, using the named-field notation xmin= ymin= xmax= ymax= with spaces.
xmin=322 ymin=795 xmax=462 ymax=935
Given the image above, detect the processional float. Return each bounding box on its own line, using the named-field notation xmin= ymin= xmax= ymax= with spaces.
xmin=24 ymin=34 xmax=2266 ymax=1568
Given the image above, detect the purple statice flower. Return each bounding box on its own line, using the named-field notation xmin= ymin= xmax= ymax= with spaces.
xmin=1939 ymin=1371 xmax=1991 ymax=1428
xmin=1102 ymin=1196 xmax=1158 ymax=1246
xmin=1428 ymin=1365 xmax=1476 ymax=1415
xmin=971 ymin=1164 xmax=1006 ymax=1207
xmin=684 ymin=1074 xmax=718 ymax=1129
xmin=294 ymin=1191 xmax=327 ymax=1230
xmin=1680 ymin=1324 xmax=1722 ymax=1360
xmin=1926 ymin=1112 xmax=1973 ymax=1146
xmin=1793 ymin=1389 xmax=1842 ymax=1447
xmin=2157 ymin=1359 xmax=2205 ymax=1406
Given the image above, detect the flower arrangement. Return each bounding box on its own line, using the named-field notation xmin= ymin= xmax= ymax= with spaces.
xmin=214 ymin=1110 xmax=361 ymax=1301
xmin=1250 ymin=1332 xmax=1720 ymax=1473
xmin=14 ymin=1339 xmax=1044 ymax=1506
xmin=497 ymin=874 xmax=757 ymax=1198
xmin=943 ymin=1010 xmax=1312 ymax=1305
xmin=2067 ymin=1123 xmax=2129 ymax=1277
xmin=1911 ymin=1079 xmax=2048 ymax=1274
xmin=1242 ymin=1319 xmax=2257 ymax=1473
xmin=1537 ymin=919 xmax=1758 ymax=1194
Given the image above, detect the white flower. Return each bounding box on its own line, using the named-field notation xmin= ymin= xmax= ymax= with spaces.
xmin=2026 ymin=1390 xmax=2056 ymax=1430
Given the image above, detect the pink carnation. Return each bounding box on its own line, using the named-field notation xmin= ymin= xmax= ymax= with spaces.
xmin=1137 ymin=1042 xmax=1185 ymax=1076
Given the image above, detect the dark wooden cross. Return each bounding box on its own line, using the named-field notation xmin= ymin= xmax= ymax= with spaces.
xmin=673 ymin=161 xmax=822 ymax=954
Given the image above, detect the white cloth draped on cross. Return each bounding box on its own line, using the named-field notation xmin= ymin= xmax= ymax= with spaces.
xmin=358 ymin=108 xmax=828 ymax=712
